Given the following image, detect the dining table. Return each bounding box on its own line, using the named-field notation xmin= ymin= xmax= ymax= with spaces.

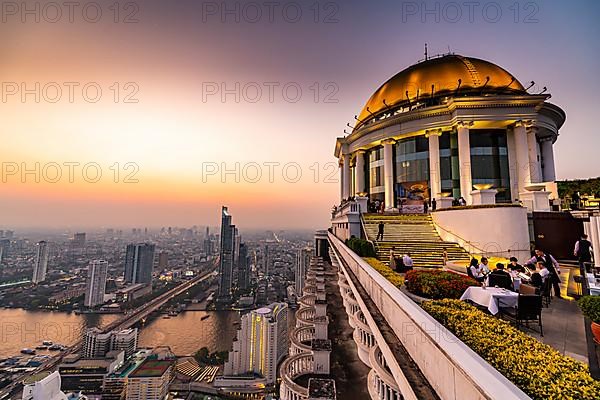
xmin=460 ymin=286 xmax=519 ymax=315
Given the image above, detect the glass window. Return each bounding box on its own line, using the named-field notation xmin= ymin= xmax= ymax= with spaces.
xmin=470 ymin=129 xmax=511 ymax=202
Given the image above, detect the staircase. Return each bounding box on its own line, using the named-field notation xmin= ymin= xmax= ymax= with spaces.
xmin=363 ymin=214 xmax=471 ymax=268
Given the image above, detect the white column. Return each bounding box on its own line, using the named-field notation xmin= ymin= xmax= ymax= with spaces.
xmin=513 ymin=121 xmax=531 ymax=194
xmin=457 ymin=121 xmax=473 ymax=205
xmin=426 ymin=129 xmax=442 ymax=200
xmin=383 ymin=139 xmax=396 ymax=211
xmin=339 ymin=159 xmax=344 ymax=202
xmin=355 ymin=150 xmax=366 ymax=195
xmin=506 ymin=128 xmax=519 ymax=202
xmin=527 ymin=126 xmax=541 ymax=183
xmin=541 ymin=138 xmax=556 ymax=182
xmin=341 ymin=154 xmax=351 ymax=200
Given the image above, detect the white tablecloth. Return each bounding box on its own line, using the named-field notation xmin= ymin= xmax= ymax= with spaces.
xmin=460 ymin=287 xmax=519 ymax=315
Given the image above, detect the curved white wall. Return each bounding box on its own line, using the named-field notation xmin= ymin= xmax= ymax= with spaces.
xmin=432 ymin=206 xmax=530 ymax=262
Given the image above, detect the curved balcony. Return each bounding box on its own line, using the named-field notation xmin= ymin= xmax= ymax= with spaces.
xmin=279 ymin=353 xmax=314 ymax=400
xmin=290 ymin=325 xmax=314 ymax=356
xmin=299 ymin=294 xmax=316 ymax=308
xmin=367 ymin=345 xmax=402 ymax=400
xmin=353 ymin=317 xmax=376 ymax=367
xmin=344 ymin=293 xmax=360 ymax=327
xmin=296 ymin=306 xmax=316 ymax=328
xmin=303 ymin=284 xmax=317 ymax=297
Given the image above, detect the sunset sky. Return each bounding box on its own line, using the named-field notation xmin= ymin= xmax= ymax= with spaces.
xmin=1 ymin=0 xmax=599 ymax=230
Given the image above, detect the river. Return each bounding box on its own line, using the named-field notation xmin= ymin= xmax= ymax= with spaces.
xmin=0 ymin=308 xmax=240 ymax=359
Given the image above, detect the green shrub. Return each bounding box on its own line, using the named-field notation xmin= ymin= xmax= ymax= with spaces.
xmin=405 ymin=270 xmax=478 ymax=299
xmin=422 ymin=299 xmax=600 ymax=400
xmin=578 ymin=295 xmax=600 ymax=323
xmin=345 ymin=237 xmax=376 ymax=257
xmin=363 ymin=257 xmax=404 ymax=287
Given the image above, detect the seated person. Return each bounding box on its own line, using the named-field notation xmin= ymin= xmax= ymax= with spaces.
xmin=538 ymin=261 xmax=550 ymax=282
xmin=470 ymin=262 xmax=486 ymax=283
xmin=507 ymin=257 xmax=525 ymax=273
xmin=527 ymin=263 xmax=543 ymax=291
xmin=479 ymin=257 xmax=491 ymax=273
xmin=488 ymin=263 xmax=513 ymax=290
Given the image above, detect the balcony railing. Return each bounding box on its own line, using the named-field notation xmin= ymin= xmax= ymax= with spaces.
xmin=279 ymin=353 xmax=313 ymax=400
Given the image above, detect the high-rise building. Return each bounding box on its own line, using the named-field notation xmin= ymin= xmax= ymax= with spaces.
xmin=83 ymin=328 xmax=112 ymax=358
xmin=0 ymin=238 xmax=9 ymax=263
xmin=217 ymin=206 xmax=235 ymax=303
xmin=73 ymin=232 xmax=86 ymax=247
xmin=126 ymin=359 xmax=174 ymax=400
xmin=295 ymin=247 xmax=312 ymax=294
xmin=263 ymin=244 xmax=270 ymax=276
xmin=158 ymin=251 xmax=168 ymax=269
xmin=84 ymin=260 xmax=108 ymax=308
xmin=32 ymin=241 xmax=49 ymax=284
xmin=111 ymin=328 xmax=139 ymax=359
xmin=237 ymin=243 xmax=250 ymax=292
xmin=224 ymin=302 xmax=288 ymax=384
xmin=124 ymin=243 xmax=155 ymax=284
xmin=83 ymin=328 xmax=139 ymax=359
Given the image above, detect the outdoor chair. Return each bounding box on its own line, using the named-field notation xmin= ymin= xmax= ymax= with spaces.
xmin=503 ymin=294 xmax=544 ymax=336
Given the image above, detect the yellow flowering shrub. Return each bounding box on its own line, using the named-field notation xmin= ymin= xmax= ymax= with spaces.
xmin=363 ymin=257 xmax=404 ymax=287
xmin=422 ymin=299 xmax=600 ymax=400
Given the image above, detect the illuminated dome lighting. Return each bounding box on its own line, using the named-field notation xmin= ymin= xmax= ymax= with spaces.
xmin=356 ymin=54 xmax=526 ymax=130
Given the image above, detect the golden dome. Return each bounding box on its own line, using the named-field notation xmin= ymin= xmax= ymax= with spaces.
xmin=356 ymin=54 xmax=525 ymax=129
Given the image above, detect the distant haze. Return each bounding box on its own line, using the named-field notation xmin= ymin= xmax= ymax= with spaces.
xmin=1 ymin=0 xmax=599 ymax=229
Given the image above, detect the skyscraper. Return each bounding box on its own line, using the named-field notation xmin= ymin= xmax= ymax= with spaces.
xmin=0 ymin=238 xmax=9 ymax=263
xmin=124 ymin=243 xmax=155 ymax=284
xmin=237 ymin=243 xmax=250 ymax=292
xmin=32 ymin=241 xmax=49 ymax=284
xmin=85 ymin=260 xmax=108 ymax=308
xmin=217 ymin=206 xmax=235 ymax=304
xmin=263 ymin=244 xmax=270 ymax=276
xmin=158 ymin=251 xmax=168 ymax=269
xmin=295 ymin=247 xmax=312 ymax=294
xmin=224 ymin=303 xmax=288 ymax=384
xmin=73 ymin=232 xmax=86 ymax=248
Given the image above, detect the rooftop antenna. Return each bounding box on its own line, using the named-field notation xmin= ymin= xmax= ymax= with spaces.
xmin=382 ymin=99 xmax=392 ymax=112
xmin=366 ymin=107 xmax=376 ymax=118
xmin=538 ymin=87 xmax=547 ymax=95
xmin=525 ymin=81 xmax=535 ymax=91
xmin=346 ymin=123 xmax=355 ymax=130
xmin=424 ymin=43 xmax=428 ymax=60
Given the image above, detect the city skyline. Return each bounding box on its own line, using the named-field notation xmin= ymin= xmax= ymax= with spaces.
xmin=2 ymin=0 xmax=600 ymax=229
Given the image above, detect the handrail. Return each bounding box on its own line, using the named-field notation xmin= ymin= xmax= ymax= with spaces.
xmin=359 ymin=204 xmax=379 ymax=254
xmin=433 ymin=219 xmax=529 ymax=258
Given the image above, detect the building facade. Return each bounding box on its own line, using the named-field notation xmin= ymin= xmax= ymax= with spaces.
xmin=335 ymin=54 xmax=565 ymax=211
xmin=217 ymin=206 xmax=235 ymax=303
xmin=84 ymin=260 xmax=108 ymax=308
xmin=224 ymin=302 xmax=288 ymax=384
xmin=124 ymin=243 xmax=155 ymax=285
xmin=32 ymin=240 xmax=49 ymax=284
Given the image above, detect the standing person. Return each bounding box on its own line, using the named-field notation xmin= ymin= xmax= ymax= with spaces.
xmin=442 ymin=248 xmax=448 ymax=266
xmin=431 ymin=198 xmax=437 ymax=211
xmin=527 ymin=249 xmax=562 ymax=298
xmin=402 ymin=252 xmax=414 ymax=271
xmin=376 ymin=222 xmax=384 ymax=241
xmin=389 ymin=250 xmax=395 ymax=270
xmin=574 ymin=234 xmax=593 ymax=272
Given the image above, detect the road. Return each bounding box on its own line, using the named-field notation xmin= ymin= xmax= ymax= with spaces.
xmin=0 ymin=266 xmax=218 ymax=399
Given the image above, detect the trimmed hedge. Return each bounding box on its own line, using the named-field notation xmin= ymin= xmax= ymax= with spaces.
xmin=345 ymin=237 xmax=376 ymax=257
xmin=423 ymin=299 xmax=600 ymax=400
xmin=578 ymin=295 xmax=600 ymax=323
xmin=405 ymin=269 xmax=479 ymax=299
xmin=363 ymin=257 xmax=404 ymax=287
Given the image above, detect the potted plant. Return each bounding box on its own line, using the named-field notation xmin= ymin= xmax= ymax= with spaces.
xmin=578 ymin=295 xmax=600 ymax=342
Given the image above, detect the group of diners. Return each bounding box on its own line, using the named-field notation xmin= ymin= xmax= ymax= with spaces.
xmin=389 ymin=250 xmax=414 ymax=273
xmin=467 ymin=249 xmax=562 ymax=298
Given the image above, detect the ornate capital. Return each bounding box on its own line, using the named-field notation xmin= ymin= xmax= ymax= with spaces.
xmin=425 ymin=128 xmax=443 ymax=138
xmin=514 ymin=119 xmax=533 ymax=128
xmin=457 ymin=120 xmax=474 ymax=129
xmin=381 ymin=138 xmax=396 ymax=146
